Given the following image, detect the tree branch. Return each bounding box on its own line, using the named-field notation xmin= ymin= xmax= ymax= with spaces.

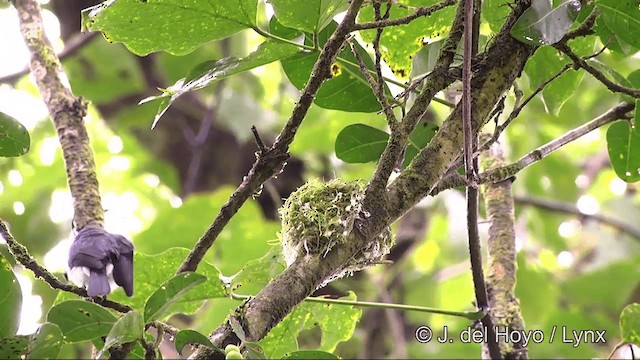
xmin=481 ymin=138 xmax=528 ymax=359
xmin=12 ymin=0 xmax=104 ymax=229
xmin=554 ymin=42 xmax=640 ymax=98
xmin=383 ymin=0 xmax=537 ymax=227
xmin=353 ymin=0 xmax=457 ymax=30
xmin=514 ymin=195 xmax=640 ymax=241
xmin=432 ymin=102 xmax=635 ymax=194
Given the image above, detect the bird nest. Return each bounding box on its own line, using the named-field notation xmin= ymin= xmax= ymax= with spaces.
xmin=279 ymin=179 xmax=394 ymax=284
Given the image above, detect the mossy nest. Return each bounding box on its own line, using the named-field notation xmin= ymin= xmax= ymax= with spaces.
xmin=279 ymin=179 xmax=394 ymax=283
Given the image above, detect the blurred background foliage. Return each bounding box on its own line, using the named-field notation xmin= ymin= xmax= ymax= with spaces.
xmin=1 ymin=0 xmax=639 ymax=358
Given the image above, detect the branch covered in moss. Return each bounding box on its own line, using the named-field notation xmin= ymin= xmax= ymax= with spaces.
xmin=481 ymin=139 xmax=528 ymax=359
xmin=381 ymin=0 xmax=537 ymax=227
xmin=12 ymin=0 xmax=103 ymax=229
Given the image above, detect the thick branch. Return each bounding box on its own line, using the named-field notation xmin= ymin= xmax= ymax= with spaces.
xmin=363 ymin=0 xmax=465 ymax=206
xmin=481 ymin=140 xmax=528 ymax=359
xmin=177 ymin=0 xmax=366 ymax=274
xmin=383 ymin=1 xmax=537 ymax=228
xmin=13 ymin=0 xmax=103 ymax=229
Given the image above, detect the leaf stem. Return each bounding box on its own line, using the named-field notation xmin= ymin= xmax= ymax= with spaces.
xmin=230 ymin=292 xmax=484 ymax=320
xmin=250 ymin=26 xmax=317 ymax=51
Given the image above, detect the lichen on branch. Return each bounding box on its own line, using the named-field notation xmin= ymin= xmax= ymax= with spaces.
xmin=13 ymin=0 xmax=104 ymax=229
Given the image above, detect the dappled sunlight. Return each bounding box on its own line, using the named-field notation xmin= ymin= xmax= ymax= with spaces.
xmin=12 ymin=201 xmax=25 ymax=215
xmin=577 ymin=195 xmax=599 ymax=215
xmin=48 ymin=189 xmax=74 ymax=224
xmin=15 ymin=272 xmax=42 ymax=336
xmin=8 ymin=169 xmax=23 ymax=186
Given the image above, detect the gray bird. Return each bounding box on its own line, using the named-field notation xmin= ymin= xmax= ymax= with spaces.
xmin=67 ymin=226 xmax=134 ymax=297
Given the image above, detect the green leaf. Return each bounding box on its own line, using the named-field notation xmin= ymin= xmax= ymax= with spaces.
xmin=46 ymin=300 xmax=117 ymax=343
xmin=607 ymin=121 xmax=640 ymax=183
xmin=410 ymin=40 xmax=443 ymax=79
xmin=594 ymin=16 xmax=635 ymax=56
xmin=245 ymin=342 xmax=267 ymax=359
xmin=144 ymin=272 xmax=207 ymax=322
xmin=335 ymin=121 xmax=437 ymax=166
xmin=56 ymin=248 xmax=227 ymax=317
xmin=282 ymin=350 xmax=339 ymax=359
xmin=358 ymin=1 xmax=455 ymax=78
xmin=142 ymin=40 xmax=300 ymax=128
xmin=258 ymin=292 xmax=361 ymax=358
xmin=231 ymin=245 xmax=286 ymax=295
xmin=564 ymin=258 xmax=640 ymax=313
xmin=1 ymin=324 xmax=64 ymax=359
xmin=511 ymin=0 xmax=582 ymax=46
xmin=0 ymin=335 xmax=29 ymax=359
xmin=403 ymin=122 xmax=439 ymax=168
xmin=270 ymin=0 xmax=349 ymax=33
xmin=524 ymin=38 xmax=594 ymax=114
xmin=0 ymin=255 xmax=21 ymax=337
xmin=97 ymin=311 xmax=144 ymax=359
xmin=174 ymin=329 xmax=216 ymax=355
xmin=272 ymin=19 xmax=382 ymax=112
xmin=597 ymin=0 xmax=640 ymax=50
xmin=112 ymin=249 xmax=226 ymax=314
xmin=482 ymin=0 xmax=511 ymax=33
xmin=335 ymin=123 xmax=389 ymax=164
xmin=83 ymin=0 xmax=258 ymax=56
xmin=620 ymin=303 xmax=640 ymax=346
xmin=26 ymin=323 xmax=63 ymax=359
xmin=0 ymin=111 xmax=30 ymax=157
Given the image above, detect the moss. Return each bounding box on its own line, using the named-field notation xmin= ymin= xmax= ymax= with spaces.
xmin=279 ymin=179 xmax=394 ymax=282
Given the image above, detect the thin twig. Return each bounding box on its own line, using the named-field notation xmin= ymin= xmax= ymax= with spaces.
xmin=432 ymin=102 xmax=635 ymax=194
xmin=363 ymin=0 xmax=465 ymax=200
xmin=0 ymin=218 xmax=132 ymax=313
xmin=462 ymin=0 xmax=500 ymax=357
xmin=514 ymin=195 xmax=640 ymax=240
xmin=372 ymin=1 xmax=397 ymax=126
xmin=251 ymin=125 xmax=267 ymax=153
xmin=353 ymin=0 xmax=456 ymax=30
xmin=0 ymin=32 xmax=99 ymax=85
xmin=555 ymin=42 xmax=640 ymax=98
xmin=561 ymin=7 xmax=598 ymax=42
xmin=348 ymin=39 xmax=397 ymax=124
